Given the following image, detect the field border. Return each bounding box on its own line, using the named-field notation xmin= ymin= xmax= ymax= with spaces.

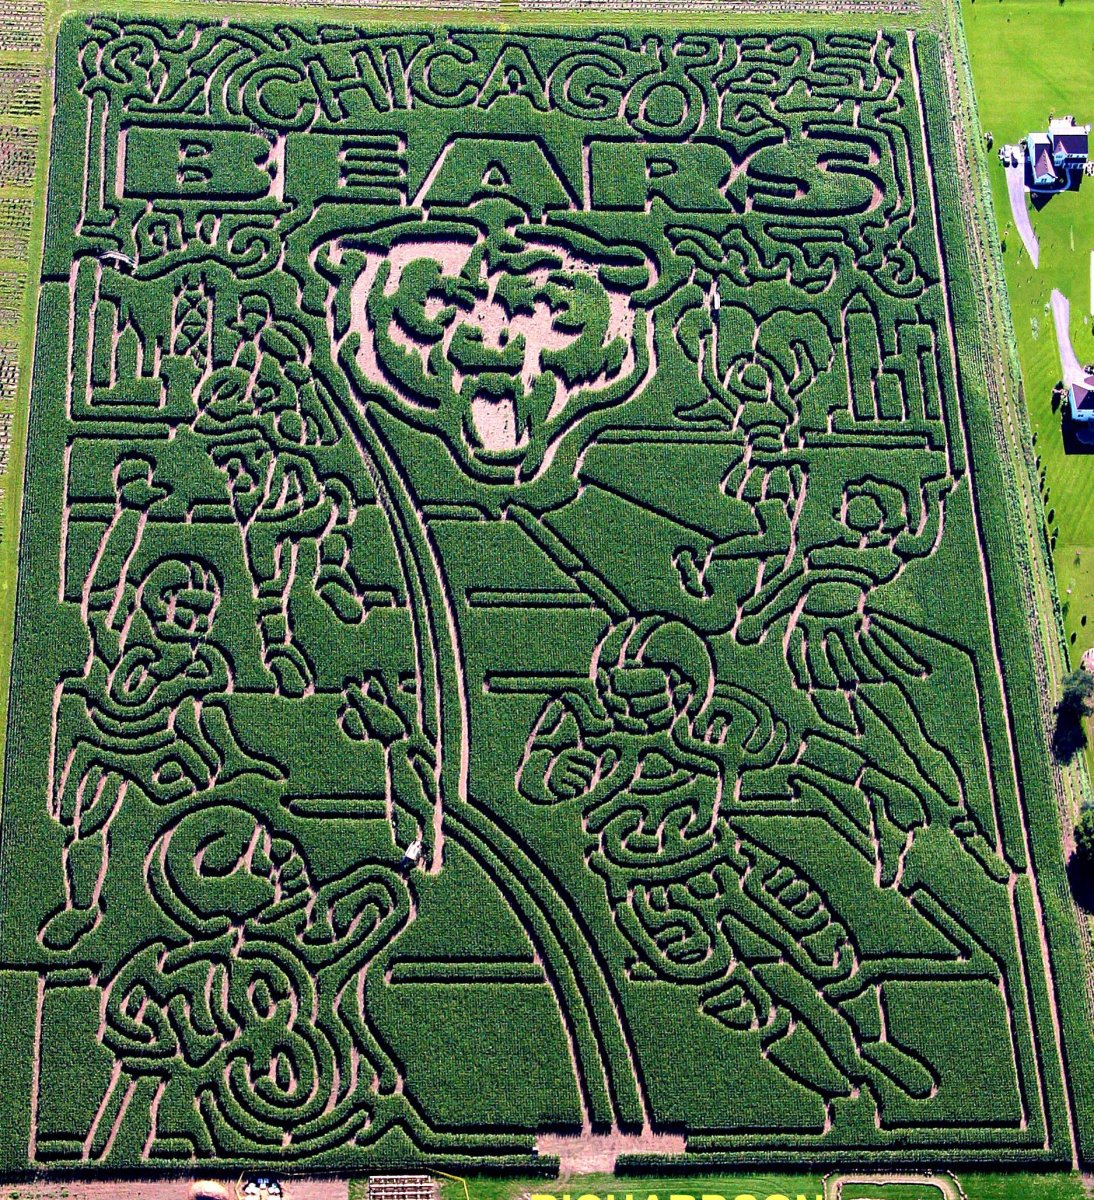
xmin=934 ymin=0 xmax=1094 ymax=1169
xmin=1 ymin=0 xmax=1093 ymax=1178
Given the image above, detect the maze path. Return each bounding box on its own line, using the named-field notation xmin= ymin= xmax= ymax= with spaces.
xmin=0 ymin=17 xmax=1077 ymax=1172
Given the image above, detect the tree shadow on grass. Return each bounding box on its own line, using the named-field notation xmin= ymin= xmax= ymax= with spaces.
xmin=1066 ymin=852 xmax=1094 ymax=914
xmin=1051 ymin=710 xmax=1087 ymax=763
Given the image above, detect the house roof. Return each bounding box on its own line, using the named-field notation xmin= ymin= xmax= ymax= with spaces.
xmin=1033 ymin=145 xmax=1057 ymax=181
xmin=1048 ymin=116 xmax=1089 ymax=135
xmin=1070 ymin=375 xmax=1094 ymax=416
xmin=1054 ymin=132 xmax=1089 ymax=157
xmin=1027 ymin=131 xmax=1054 ymax=174
xmin=1049 ymin=116 xmax=1090 ymax=157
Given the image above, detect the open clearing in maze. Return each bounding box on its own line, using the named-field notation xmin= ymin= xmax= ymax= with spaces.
xmin=0 ymin=11 xmax=1090 ymax=1175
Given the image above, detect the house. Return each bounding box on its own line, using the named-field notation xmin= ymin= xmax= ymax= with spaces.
xmin=1068 ymin=372 xmax=1094 ymax=441
xmin=1049 ymin=116 xmax=1090 ymax=166
xmin=1022 ymin=115 xmax=1090 ymax=190
xmin=1026 ymin=131 xmax=1057 ymax=186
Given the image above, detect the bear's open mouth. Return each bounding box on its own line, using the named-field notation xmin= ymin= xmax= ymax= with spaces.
xmin=468 ymin=393 xmax=527 ymax=455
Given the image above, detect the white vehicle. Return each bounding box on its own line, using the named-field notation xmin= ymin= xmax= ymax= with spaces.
xmin=243 ymin=1180 xmax=283 ymax=1199
xmin=189 ymin=1177 xmax=283 ymax=1200
xmin=189 ymin=1183 xmax=232 ymax=1200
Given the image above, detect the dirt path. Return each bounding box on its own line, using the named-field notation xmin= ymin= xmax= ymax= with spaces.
xmin=914 ymin=28 xmax=1081 ymax=1165
xmin=942 ymin=19 xmax=1086 ymax=924
xmin=0 ymin=1180 xmax=350 ymax=1200
xmin=937 ymin=0 xmax=1094 ymax=1162
xmin=824 ymin=1172 xmax=964 ymax=1200
xmin=1004 ymin=155 xmax=1039 ymax=268
xmin=1051 ymin=288 xmax=1085 ymax=386
xmin=536 ymin=1130 xmax=685 ymax=1177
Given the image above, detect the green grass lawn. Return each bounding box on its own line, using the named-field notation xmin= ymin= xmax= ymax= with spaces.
xmin=0 ymin=33 xmax=53 ymax=817
xmin=421 ymin=1171 xmax=1090 ymax=1200
xmin=964 ymin=0 xmax=1094 ymax=661
xmin=955 ymin=1177 xmax=1090 ymax=1199
xmin=431 ymin=1175 xmax=828 ymax=1200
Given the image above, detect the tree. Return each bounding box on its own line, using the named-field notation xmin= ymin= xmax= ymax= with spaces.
xmin=1075 ymin=808 xmax=1094 ymax=872
xmin=1052 ymin=667 xmax=1094 ymax=761
xmin=1060 ymin=668 xmax=1094 ymax=719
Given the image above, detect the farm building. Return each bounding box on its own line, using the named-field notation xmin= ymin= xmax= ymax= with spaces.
xmin=1025 ymin=115 xmax=1090 ymax=188
xmin=1068 ymin=372 xmax=1094 ymax=442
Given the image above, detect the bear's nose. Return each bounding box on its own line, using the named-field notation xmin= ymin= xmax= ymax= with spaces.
xmin=448 ymin=323 xmax=524 ymax=375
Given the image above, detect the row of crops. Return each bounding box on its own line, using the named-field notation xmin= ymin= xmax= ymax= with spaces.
xmin=0 ymin=13 xmax=1091 ymax=1174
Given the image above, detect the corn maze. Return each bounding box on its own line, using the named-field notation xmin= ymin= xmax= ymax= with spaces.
xmin=0 ymin=14 xmax=1087 ymax=1174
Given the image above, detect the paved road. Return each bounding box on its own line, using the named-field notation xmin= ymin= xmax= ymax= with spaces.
xmin=1051 ymin=288 xmax=1084 ymax=386
xmin=1004 ymin=155 xmax=1039 ymax=268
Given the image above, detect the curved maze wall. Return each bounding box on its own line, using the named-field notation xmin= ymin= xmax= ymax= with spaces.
xmin=0 ymin=16 xmax=1081 ymax=1172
